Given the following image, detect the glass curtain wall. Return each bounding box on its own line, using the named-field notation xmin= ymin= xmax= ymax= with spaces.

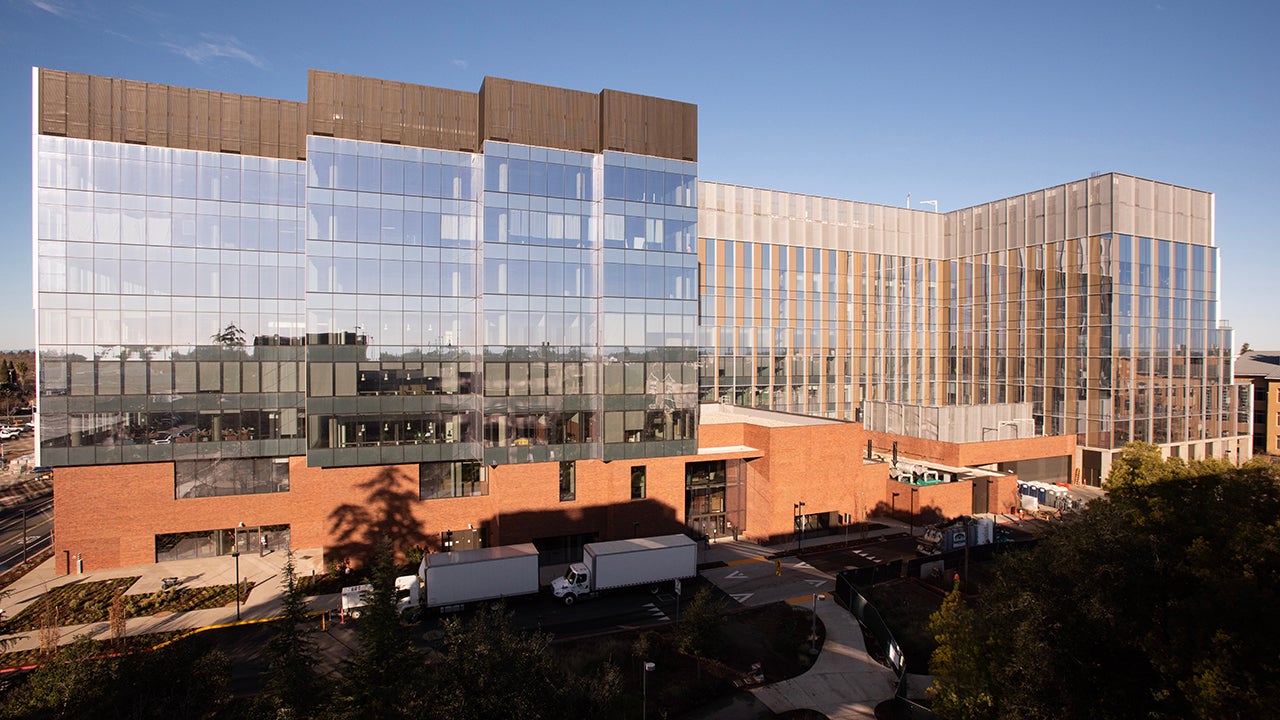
xmin=36 ymin=135 xmax=307 ymax=468
xmin=600 ymin=150 xmax=699 ymax=461
xmin=303 ymin=136 xmax=482 ymax=467
xmin=481 ymin=141 xmax=602 ymax=464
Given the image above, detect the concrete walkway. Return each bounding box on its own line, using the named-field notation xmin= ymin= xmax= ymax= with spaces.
xmin=696 ymin=522 xmax=918 ymax=719
xmin=750 ymin=598 xmax=896 ymax=719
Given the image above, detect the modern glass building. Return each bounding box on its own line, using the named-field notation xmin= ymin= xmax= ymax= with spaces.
xmin=34 ymin=70 xmax=700 ymax=487
xmin=697 ymin=179 xmax=1249 ymax=482
xmin=30 ymin=67 xmax=1248 ymax=569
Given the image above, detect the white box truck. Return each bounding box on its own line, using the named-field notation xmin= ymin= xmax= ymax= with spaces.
xmin=340 ymin=574 xmax=422 ymax=621
xmin=551 ymin=534 xmax=697 ymax=606
xmin=423 ymin=543 xmax=540 ymax=609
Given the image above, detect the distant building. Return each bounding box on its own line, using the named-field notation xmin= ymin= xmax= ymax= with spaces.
xmin=31 ymin=67 xmax=1247 ymax=570
xmin=1235 ymin=351 xmax=1280 ymax=456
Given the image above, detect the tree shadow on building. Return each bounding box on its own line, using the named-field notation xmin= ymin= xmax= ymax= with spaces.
xmin=467 ymin=498 xmax=682 ymax=566
xmin=871 ymin=499 xmax=946 ymax=528
xmin=327 ymin=465 xmax=430 ymax=566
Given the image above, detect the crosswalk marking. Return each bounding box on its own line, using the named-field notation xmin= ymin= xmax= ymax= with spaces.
xmin=642 ymin=603 xmax=668 ymax=620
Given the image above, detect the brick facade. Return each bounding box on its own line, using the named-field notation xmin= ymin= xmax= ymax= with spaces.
xmin=54 ymin=418 xmax=1034 ymax=572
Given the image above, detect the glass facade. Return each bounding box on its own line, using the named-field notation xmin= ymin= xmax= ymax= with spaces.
xmin=33 ymin=71 xmax=1243 ymax=498
xmin=36 ymin=132 xmax=699 ymax=476
xmin=36 ymin=135 xmax=306 ymax=468
xmin=303 ymin=136 xmax=482 ymax=467
xmin=698 ymin=177 xmax=1247 ymax=462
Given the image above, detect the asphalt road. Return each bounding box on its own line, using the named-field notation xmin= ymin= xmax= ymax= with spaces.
xmin=197 ymin=576 xmax=729 ymax=697
xmin=799 ymin=533 xmax=919 ymax=575
xmin=0 ymin=496 xmax=52 ymax=574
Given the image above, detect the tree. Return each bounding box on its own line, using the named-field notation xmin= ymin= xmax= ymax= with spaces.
xmin=265 ymin=552 xmax=325 ymax=715
xmin=333 ymin=537 xmax=423 ymax=719
xmin=930 ymin=461 xmax=1280 ymax=720
xmin=1 ymin=635 xmax=230 ymax=719
xmin=108 ymin=591 xmax=126 ymax=648
xmin=1104 ymin=441 xmax=1178 ymax=490
xmin=1241 ymin=342 xmax=1252 ymax=354
xmin=676 ymin=587 xmax=727 ymax=658
xmin=426 ymin=603 xmax=562 ymax=720
xmin=927 ymin=582 xmax=994 ymax=720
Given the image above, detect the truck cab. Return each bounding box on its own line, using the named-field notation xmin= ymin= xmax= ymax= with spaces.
xmin=340 ymin=574 xmax=422 ymax=620
xmin=551 ymin=563 xmax=591 ymax=604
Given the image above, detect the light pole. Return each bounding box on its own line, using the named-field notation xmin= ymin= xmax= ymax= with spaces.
xmin=794 ymin=502 xmax=806 ymax=551
xmin=909 ymin=489 xmax=918 ymax=535
xmin=232 ymin=522 xmax=244 ymax=621
xmin=810 ymin=592 xmax=825 ymax=654
xmin=643 ymin=661 xmax=655 ymax=720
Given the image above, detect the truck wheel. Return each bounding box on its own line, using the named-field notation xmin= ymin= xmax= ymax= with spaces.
xmin=349 ymin=608 xmax=362 ymax=620
xmin=562 ymin=594 xmax=576 ymax=607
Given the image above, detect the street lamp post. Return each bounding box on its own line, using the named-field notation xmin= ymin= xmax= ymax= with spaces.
xmin=909 ymin=489 xmax=918 ymax=535
xmin=643 ymin=661 xmax=655 ymax=720
xmin=232 ymin=522 xmax=245 ymax=621
xmin=794 ymin=502 xmax=806 ymax=551
xmin=809 ymin=592 xmax=824 ymax=654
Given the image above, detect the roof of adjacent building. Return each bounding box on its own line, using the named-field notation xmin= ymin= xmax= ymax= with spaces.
xmin=698 ymin=403 xmax=846 ymax=428
xmin=1236 ymin=351 xmax=1280 ymax=379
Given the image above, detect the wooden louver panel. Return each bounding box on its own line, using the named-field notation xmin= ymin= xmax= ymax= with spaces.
xmin=36 ymin=68 xmax=306 ymax=160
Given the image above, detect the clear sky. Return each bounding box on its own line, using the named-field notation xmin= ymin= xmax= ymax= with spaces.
xmin=1 ymin=0 xmax=1277 ymax=351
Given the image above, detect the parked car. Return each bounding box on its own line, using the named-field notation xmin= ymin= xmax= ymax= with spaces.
xmin=0 ymin=428 xmax=20 ymax=440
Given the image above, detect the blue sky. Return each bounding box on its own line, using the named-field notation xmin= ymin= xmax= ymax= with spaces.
xmin=1 ymin=0 xmax=1277 ymax=351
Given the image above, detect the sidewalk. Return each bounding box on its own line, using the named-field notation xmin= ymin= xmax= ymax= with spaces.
xmin=695 ymin=519 xmax=922 ymax=719
xmin=701 ymin=518 xmax=915 ymax=566
xmin=0 ymin=548 xmax=338 ymax=656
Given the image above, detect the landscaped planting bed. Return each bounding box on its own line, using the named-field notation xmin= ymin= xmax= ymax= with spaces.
xmin=3 ymin=577 xmax=256 ymax=633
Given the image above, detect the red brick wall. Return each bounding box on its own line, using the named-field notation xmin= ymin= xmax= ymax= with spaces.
xmin=53 ymin=420 xmax=1039 ymax=572
xmin=54 ymin=456 xmax=692 ymax=573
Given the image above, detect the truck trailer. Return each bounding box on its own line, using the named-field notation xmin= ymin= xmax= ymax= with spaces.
xmin=551 ymin=534 xmax=698 ymax=606
xmin=422 ymin=543 xmax=540 ymax=609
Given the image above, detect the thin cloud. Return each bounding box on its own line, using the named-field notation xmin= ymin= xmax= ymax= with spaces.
xmin=451 ymin=59 xmax=469 ymax=70
xmin=27 ymin=0 xmax=72 ymax=17
xmin=165 ymin=34 xmax=264 ymax=69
